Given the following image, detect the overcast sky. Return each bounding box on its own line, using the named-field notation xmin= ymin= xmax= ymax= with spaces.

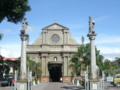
xmin=0 ymin=0 xmax=120 ymax=61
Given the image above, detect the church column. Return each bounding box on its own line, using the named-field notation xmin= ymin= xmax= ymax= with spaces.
xmin=68 ymin=56 xmax=71 ymax=76
xmin=41 ymin=56 xmax=46 ymax=76
xmin=45 ymin=32 xmax=47 ymax=44
xmin=45 ymin=56 xmax=49 ymax=76
xmin=42 ymin=32 xmax=46 ymax=44
xmin=63 ymin=56 xmax=71 ymax=82
xmin=41 ymin=56 xmax=49 ymax=82
xmin=63 ymin=31 xmax=67 ymax=44
xmin=67 ymin=56 xmax=69 ymax=75
xmin=42 ymin=32 xmax=43 ymax=44
xmin=66 ymin=32 xmax=69 ymax=44
xmin=45 ymin=31 xmax=48 ymax=44
xmin=63 ymin=56 xmax=67 ymax=76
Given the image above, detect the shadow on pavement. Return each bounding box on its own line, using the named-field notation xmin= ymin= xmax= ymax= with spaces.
xmin=61 ymin=85 xmax=84 ymax=90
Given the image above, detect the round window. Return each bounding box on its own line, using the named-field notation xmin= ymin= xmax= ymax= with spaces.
xmin=51 ymin=34 xmax=60 ymax=42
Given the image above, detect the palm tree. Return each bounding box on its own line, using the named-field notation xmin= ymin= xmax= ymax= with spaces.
xmin=26 ymin=56 xmax=41 ymax=80
xmin=70 ymin=43 xmax=104 ymax=79
xmin=34 ymin=62 xmax=41 ymax=79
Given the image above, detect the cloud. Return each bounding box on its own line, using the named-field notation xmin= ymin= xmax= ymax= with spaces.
xmin=96 ymin=35 xmax=120 ymax=44
xmin=102 ymin=53 xmax=120 ymax=61
xmin=18 ymin=26 xmax=35 ymax=33
xmin=95 ymin=15 xmax=112 ymax=22
xmin=0 ymin=29 xmax=12 ymax=35
xmin=98 ymin=46 xmax=120 ymax=54
xmin=0 ymin=43 xmax=21 ymax=58
xmin=1 ymin=49 xmax=10 ymax=57
xmin=74 ymin=33 xmax=120 ymax=61
xmin=1 ymin=49 xmax=20 ymax=58
xmin=2 ymin=29 xmax=11 ymax=33
xmin=27 ymin=26 xmax=35 ymax=32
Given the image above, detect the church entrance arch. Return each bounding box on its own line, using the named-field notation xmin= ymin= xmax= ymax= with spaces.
xmin=48 ymin=63 xmax=62 ymax=82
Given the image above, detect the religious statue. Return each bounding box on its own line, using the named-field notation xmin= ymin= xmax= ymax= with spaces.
xmin=22 ymin=18 xmax=28 ymax=34
xmin=89 ymin=16 xmax=95 ymax=34
xmin=81 ymin=36 xmax=84 ymax=45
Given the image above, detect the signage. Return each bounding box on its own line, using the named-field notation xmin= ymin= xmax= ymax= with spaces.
xmin=107 ymin=76 xmax=113 ymax=82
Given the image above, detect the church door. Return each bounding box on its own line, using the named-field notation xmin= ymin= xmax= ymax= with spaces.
xmin=48 ymin=64 xmax=62 ymax=82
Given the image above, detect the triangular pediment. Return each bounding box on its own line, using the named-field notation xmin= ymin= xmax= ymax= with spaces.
xmin=42 ymin=23 xmax=69 ymax=30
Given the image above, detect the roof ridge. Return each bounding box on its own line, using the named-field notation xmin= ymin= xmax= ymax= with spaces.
xmin=42 ymin=23 xmax=69 ymax=30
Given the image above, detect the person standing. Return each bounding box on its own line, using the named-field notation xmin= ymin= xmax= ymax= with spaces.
xmin=11 ymin=78 xmax=15 ymax=86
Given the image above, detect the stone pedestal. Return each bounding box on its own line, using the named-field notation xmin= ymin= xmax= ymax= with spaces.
xmin=17 ymin=80 xmax=28 ymax=90
xmin=89 ymin=80 xmax=100 ymax=90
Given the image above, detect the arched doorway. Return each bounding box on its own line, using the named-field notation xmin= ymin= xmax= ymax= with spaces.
xmin=48 ymin=64 xmax=62 ymax=82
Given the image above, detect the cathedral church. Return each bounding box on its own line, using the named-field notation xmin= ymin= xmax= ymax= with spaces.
xmin=27 ymin=23 xmax=80 ymax=82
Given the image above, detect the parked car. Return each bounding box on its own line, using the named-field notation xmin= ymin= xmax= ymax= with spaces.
xmin=111 ymin=73 xmax=120 ymax=87
xmin=4 ymin=74 xmax=14 ymax=78
xmin=4 ymin=74 xmax=14 ymax=86
xmin=0 ymin=78 xmax=9 ymax=87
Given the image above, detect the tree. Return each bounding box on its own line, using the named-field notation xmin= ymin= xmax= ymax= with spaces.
xmin=26 ymin=56 xmax=41 ymax=79
xmin=116 ymin=57 xmax=120 ymax=63
xmin=0 ymin=55 xmax=10 ymax=77
xmin=102 ymin=59 xmax=117 ymax=76
xmin=69 ymin=43 xmax=104 ymax=77
xmin=34 ymin=62 xmax=41 ymax=79
xmin=69 ymin=54 xmax=82 ymax=76
xmin=0 ymin=0 xmax=31 ymax=24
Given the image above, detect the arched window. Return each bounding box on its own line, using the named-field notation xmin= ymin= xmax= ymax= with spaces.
xmin=54 ymin=57 xmax=57 ymax=61
xmin=31 ymin=57 xmax=36 ymax=61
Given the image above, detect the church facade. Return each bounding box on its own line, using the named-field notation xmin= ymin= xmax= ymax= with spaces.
xmin=27 ymin=23 xmax=80 ymax=82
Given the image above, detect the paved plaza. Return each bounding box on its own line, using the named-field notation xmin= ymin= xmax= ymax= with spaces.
xmin=0 ymin=82 xmax=120 ymax=90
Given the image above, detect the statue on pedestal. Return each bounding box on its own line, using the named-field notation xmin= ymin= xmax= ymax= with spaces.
xmin=21 ymin=18 xmax=28 ymax=34
xmin=89 ymin=16 xmax=95 ymax=34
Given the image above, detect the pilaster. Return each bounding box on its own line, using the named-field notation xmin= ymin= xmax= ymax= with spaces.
xmin=45 ymin=56 xmax=49 ymax=76
xmin=63 ymin=32 xmax=66 ymax=44
xmin=63 ymin=56 xmax=68 ymax=76
xmin=41 ymin=56 xmax=46 ymax=76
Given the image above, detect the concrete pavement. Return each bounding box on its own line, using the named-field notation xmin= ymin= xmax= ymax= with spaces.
xmin=0 ymin=83 xmax=84 ymax=90
xmin=32 ymin=82 xmax=84 ymax=90
xmin=0 ymin=82 xmax=120 ymax=90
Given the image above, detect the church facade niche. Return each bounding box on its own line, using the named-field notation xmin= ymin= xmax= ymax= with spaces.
xmin=27 ymin=23 xmax=80 ymax=82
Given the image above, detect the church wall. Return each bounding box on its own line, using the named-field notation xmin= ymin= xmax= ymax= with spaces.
xmin=46 ymin=30 xmax=64 ymax=45
xmin=27 ymin=23 xmax=80 ymax=82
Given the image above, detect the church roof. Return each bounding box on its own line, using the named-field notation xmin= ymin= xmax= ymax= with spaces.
xmin=3 ymin=58 xmax=19 ymax=61
xmin=42 ymin=23 xmax=69 ymax=30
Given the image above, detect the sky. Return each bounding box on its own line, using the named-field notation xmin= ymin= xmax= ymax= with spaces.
xmin=0 ymin=0 xmax=120 ymax=61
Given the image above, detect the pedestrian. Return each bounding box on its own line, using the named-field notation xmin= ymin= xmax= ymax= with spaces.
xmin=11 ymin=78 xmax=15 ymax=86
xmin=60 ymin=77 xmax=62 ymax=82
